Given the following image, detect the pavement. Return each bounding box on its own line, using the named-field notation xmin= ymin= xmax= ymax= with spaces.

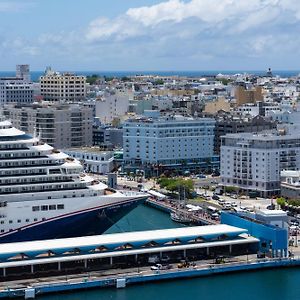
xmin=94 ymin=174 xmax=273 ymax=211
xmin=0 ymin=253 xmax=263 ymax=291
xmin=195 ymin=188 xmax=272 ymax=210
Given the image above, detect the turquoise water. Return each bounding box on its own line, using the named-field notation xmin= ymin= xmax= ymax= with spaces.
xmin=39 ymin=205 xmax=300 ymax=300
xmin=40 ymin=268 xmax=300 ymax=300
xmin=105 ymin=204 xmax=185 ymax=234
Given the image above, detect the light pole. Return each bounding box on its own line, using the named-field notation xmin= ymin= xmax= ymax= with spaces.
xmin=137 ymin=261 xmax=141 ymax=273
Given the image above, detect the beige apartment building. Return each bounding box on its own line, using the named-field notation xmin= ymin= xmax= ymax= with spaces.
xmin=40 ymin=72 xmax=86 ymax=102
xmin=2 ymin=103 xmax=93 ymax=148
xmin=204 ymin=97 xmax=231 ymax=114
xmin=235 ymin=86 xmax=263 ymax=106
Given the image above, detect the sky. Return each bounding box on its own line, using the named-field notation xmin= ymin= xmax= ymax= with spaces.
xmin=1 ymin=0 xmax=300 ymax=71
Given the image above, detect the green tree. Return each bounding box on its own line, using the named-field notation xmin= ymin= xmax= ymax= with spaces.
xmin=276 ymin=197 xmax=286 ymax=208
xmin=153 ymin=79 xmax=164 ymax=85
xmin=86 ymin=74 xmax=99 ymax=85
xmin=157 ymin=178 xmax=194 ymax=198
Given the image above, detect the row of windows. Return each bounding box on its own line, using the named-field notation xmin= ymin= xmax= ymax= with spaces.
xmin=0 ymin=217 xmax=49 ymax=232
xmin=32 ymin=204 xmax=64 ymax=211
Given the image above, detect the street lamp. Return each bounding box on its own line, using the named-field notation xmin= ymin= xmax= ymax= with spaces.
xmin=137 ymin=261 xmax=141 ymax=273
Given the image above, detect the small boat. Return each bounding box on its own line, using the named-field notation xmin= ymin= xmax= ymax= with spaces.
xmin=170 ymin=212 xmax=191 ymax=224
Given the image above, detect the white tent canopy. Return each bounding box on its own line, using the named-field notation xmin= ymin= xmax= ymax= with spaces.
xmin=148 ymin=190 xmax=167 ymax=200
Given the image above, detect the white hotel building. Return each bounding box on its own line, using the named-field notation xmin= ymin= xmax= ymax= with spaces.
xmin=63 ymin=148 xmax=114 ymax=175
xmin=220 ymin=130 xmax=300 ymax=197
xmin=0 ymin=78 xmax=34 ymax=104
xmin=123 ymin=115 xmax=218 ymax=176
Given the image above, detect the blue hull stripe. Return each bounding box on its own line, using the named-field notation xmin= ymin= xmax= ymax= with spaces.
xmin=0 ymin=198 xmax=146 ymax=243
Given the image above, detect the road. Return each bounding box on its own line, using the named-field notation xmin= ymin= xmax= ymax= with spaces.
xmin=93 ymin=174 xmax=272 ymax=210
xmin=0 ymin=253 xmax=263 ymax=292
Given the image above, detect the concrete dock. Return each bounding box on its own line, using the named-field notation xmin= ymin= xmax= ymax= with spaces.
xmin=1 ymin=257 xmax=300 ymax=299
xmin=145 ymin=198 xmax=219 ymax=225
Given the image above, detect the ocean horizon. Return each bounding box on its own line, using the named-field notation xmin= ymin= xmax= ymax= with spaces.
xmin=0 ymin=70 xmax=300 ymax=82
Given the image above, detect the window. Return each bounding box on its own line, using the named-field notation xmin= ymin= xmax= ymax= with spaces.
xmin=32 ymin=206 xmax=40 ymax=212
xmin=17 ymin=219 xmax=21 ymax=223
xmin=57 ymin=204 xmax=64 ymax=210
xmin=49 ymin=205 xmax=56 ymax=210
xmin=41 ymin=205 xmax=48 ymax=211
xmin=34 ymin=218 xmax=38 ymax=222
xmin=9 ymin=220 xmax=12 ymax=224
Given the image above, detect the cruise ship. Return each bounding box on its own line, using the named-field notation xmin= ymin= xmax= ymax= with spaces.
xmin=0 ymin=119 xmax=148 ymax=243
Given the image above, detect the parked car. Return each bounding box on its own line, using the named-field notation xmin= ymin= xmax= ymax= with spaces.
xmin=211 ymin=213 xmax=219 ymax=220
xmin=223 ymin=202 xmax=232 ymax=210
xmin=211 ymin=171 xmax=220 ymax=177
xmin=151 ymin=264 xmax=162 ymax=270
xmin=196 ymin=174 xmax=206 ymax=179
xmin=212 ymin=195 xmax=220 ymax=200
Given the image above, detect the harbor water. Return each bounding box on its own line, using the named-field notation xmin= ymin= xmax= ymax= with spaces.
xmin=37 ymin=205 xmax=300 ymax=300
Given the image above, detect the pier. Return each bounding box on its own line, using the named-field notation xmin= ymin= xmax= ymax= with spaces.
xmin=1 ymin=257 xmax=300 ymax=299
xmin=0 ymin=224 xmax=260 ymax=298
xmin=145 ymin=198 xmax=219 ymax=225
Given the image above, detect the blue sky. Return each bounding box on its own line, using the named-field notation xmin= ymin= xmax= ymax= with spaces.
xmin=1 ymin=0 xmax=300 ymax=71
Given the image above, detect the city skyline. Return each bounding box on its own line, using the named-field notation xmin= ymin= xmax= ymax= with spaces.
xmin=1 ymin=0 xmax=300 ymax=71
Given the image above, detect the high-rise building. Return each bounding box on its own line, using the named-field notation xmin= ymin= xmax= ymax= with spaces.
xmin=16 ymin=64 xmax=31 ymax=82
xmin=0 ymin=77 xmax=34 ymax=104
xmin=95 ymin=90 xmax=130 ymax=124
xmin=123 ymin=115 xmax=218 ymax=176
xmin=220 ymin=129 xmax=300 ymax=197
xmin=2 ymin=103 xmax=93 ymax=148
xmin=40 ymin=69 xmax=86 ymax=102
xmin=214 ymin=115 xmax=277 ymax=154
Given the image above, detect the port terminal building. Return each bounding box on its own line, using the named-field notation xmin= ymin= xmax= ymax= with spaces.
xmin=0 ymin=213 xmax=288 ymax=281
xmin=0 ymin=225 xmax=258 ymax=280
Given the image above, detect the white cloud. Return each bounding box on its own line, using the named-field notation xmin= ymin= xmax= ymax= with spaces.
xmin=4 ymin=0 xmax=300 ymax=70
xmin=86 ymin=16 xmax=142 ymax=41
xmin=85 ymin=0 xmax=300 ymax=41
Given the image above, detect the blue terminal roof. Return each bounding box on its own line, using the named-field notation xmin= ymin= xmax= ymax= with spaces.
xmin=0 ymin=225 xmax=248 ymax=261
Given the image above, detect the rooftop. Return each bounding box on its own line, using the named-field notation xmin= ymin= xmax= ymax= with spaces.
xmin=257 ymin=210 xmax=287 ymax=217
xmin=223 ymin=130 xmax=300 ymax=141
xmin=0 ymin=225 xmax=248 ymax=260
xmin=64 ymin=147 xmax=113 ymax=155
